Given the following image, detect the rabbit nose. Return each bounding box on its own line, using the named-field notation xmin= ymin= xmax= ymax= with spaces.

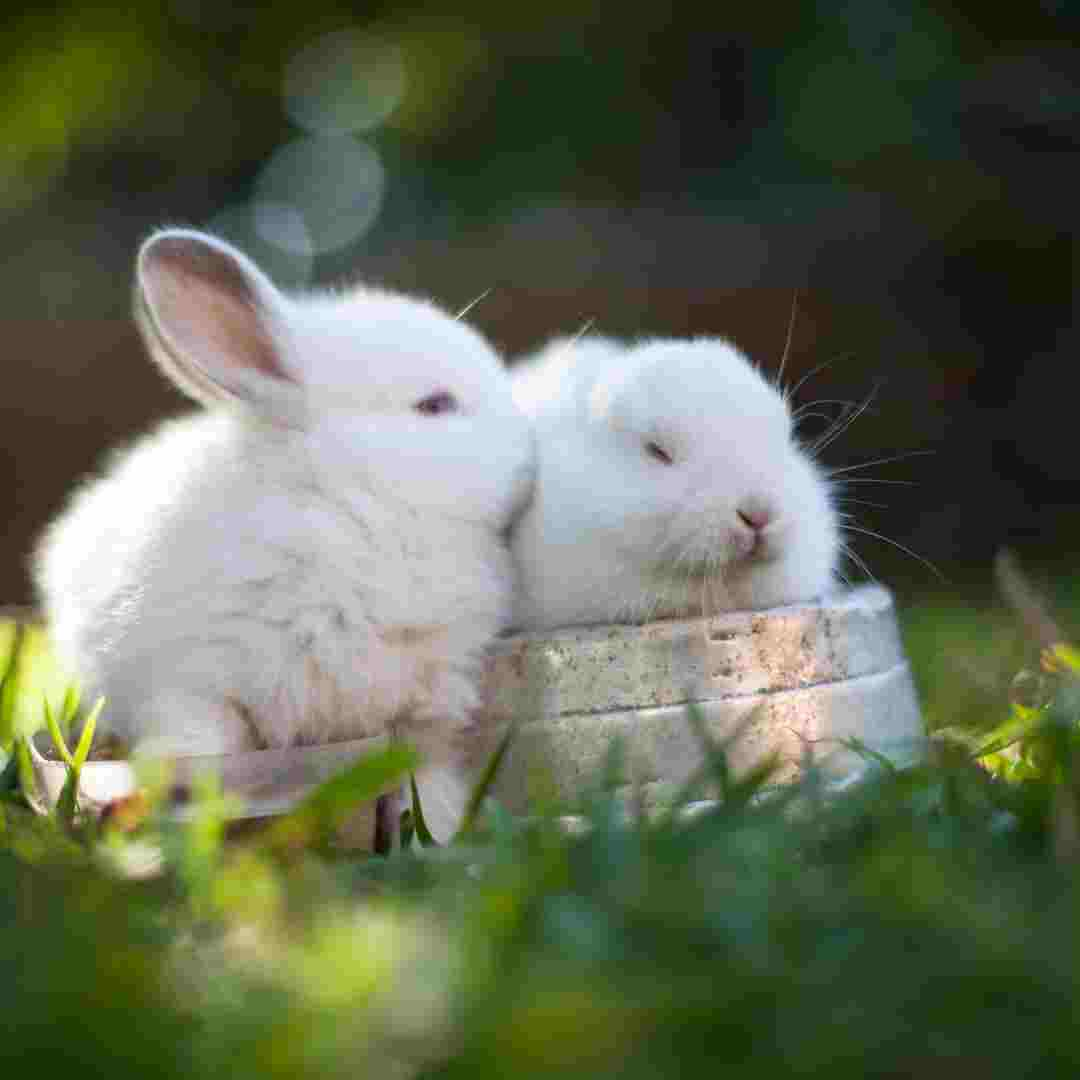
xmin=736 ymin=499 xmax=775 ymax=532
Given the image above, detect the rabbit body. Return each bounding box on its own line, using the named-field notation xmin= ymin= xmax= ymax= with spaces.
xmin=39 ymin=411 xmax=517 ymax=758
xmin=510 ymin=335 xmax=839 ymax=631
xmin=35 ymin=232 xmax=533 ymax=788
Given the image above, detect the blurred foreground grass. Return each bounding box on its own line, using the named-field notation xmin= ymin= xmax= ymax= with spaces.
xmin=4 ymin=571 xmax=1080 ymax=1078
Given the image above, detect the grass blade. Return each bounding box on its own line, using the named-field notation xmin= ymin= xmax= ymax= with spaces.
xmin=43 ymin=697 xmax=73 ymax=767
xmin=676 ymin=704 xmax=783 ymax=811
xmin=723 ymin=752 xmax=783 ymax=811
xmin=268 ymin=743 xmax=419 ymax=852
xmin=71 ymin=697 xmax=104 ymax=770
xmin=398 ymin=806 xmax=415 ymax=850
xmin=13 ymin=734 xmax=35 ymax=806
xmin=684 ymin=701 xmax=734 ymax=801
xmin=453 ymin=719 xmax=518 ymax=842
xmin=408 ymin=773 xmax=438 ymax=848
xmin=60 ymin=684 xmax=81 ymax=731
xmin=0 ymin=747 xmax=20 ymax=798
xmin=837 ymin=735 xmax=899 ymax=775
xmin=56 ymin=767 xmax=78 ymax=830
xmin=0 ymin=622 xmax=25 ymax=750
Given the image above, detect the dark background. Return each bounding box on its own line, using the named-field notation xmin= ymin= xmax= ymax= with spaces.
xmin=2 ymin=2 xmax=1076 ymax=608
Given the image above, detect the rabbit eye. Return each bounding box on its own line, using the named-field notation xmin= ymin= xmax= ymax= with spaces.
xmin=414 ymin=391 xmax=459 ymax=416
xmin=645 ymin=440 xmax=674 ymax=466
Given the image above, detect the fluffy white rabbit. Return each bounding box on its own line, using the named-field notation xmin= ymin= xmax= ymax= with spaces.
xmin=509 ymin=335 xmax=839 ymax=630
xmin=34 ymin=229 xmax=534 ymax=838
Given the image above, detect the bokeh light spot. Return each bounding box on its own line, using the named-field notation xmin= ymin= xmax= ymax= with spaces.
xmin=284 ymin=29 xmax=406 ymax=135
xmin=253 ymin=134 xmax=386 ymax=255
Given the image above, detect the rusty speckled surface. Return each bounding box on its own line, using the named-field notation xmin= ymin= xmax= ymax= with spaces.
xmin=486 ymin=585 xmax=923 ymax=810
xmin=486 ymin=585 xmax=906 ymax=714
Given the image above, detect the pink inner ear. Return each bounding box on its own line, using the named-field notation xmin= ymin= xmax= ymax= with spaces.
xmin=143 ymin=237 xmax=293 ymax=385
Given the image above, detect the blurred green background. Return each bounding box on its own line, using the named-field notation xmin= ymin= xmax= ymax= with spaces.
xmin=2 ymin=1 xmax=1077 ymax=605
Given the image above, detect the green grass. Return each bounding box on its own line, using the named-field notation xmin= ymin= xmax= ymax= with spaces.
xmin=4 ymin=571 xmax=1080 ymax=1077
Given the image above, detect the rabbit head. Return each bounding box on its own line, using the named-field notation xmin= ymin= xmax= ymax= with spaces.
xmin=510 ymin=336 xmax=839 ymax=629
xmin=136 ymin=229 xmax=534 ymax=532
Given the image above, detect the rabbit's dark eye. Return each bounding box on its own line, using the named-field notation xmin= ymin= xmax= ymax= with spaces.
xmin=414 ymin=391 xmax=459 ymax=416
xmin=645 ymin=440 xmax=674 ymax=466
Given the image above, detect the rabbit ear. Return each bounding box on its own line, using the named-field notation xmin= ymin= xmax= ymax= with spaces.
xmin=135 ymin=229 xmax=299 ymax=415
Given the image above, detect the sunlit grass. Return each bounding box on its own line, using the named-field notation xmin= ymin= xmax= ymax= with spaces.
xmin=4 ymin=569 xmax=1080 ymax=1076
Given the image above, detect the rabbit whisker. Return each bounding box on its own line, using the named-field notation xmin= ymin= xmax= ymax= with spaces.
xmin=808 ymin=384 xmax=879 ymax=456
xmin=454 ymin=288 xmax=493 ymax=320
xmin=792 ymin=398 xmax=859 ymax=417
xmin=774 ymin=289 xmax=800 ymax=393
xmin=793 ymin=411 xmax=835 ymax=429
xmin=783 ymin=354 xmax=848 ymax=405
xmin=832 ymin=477 xmax=918 ymax=488
xmin=841 ymin=524 xmax=946 ymax=581
xmin=834 ymin=496 xmax=889 ymax=509
xmin=827 ymin=450 xmax=934 ymax=477
xmin=569 ymin=318 xmax=597 ymax=345
xmin=839 ymin=541 xmax=878 ymax=584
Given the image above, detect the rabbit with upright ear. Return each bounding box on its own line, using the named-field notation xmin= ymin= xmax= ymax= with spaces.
xmin=34 ymin=229 xmax=534 ymax=838
xmin=509 ymin=335 xmax=839 ymax=631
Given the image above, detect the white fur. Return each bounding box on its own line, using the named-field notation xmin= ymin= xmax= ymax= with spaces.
xmin=34 ymin=229 xmax=534 ymax=840
xmin=509 ymin=335 xmax=839 ymax=630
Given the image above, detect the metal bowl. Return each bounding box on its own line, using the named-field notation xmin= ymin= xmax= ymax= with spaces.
xmin=484 ymin=584 xmax=924 ymax=809
xmin=11 ymin=584 xmax=923 ymax=844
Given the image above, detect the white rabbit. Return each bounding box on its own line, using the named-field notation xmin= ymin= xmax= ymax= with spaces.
xmin=34 ymin=229 xmax=534 ymax=839
xmin=509 ymin=335 xmax=839 ymax=630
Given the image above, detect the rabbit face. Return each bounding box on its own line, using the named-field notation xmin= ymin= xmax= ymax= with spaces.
xmin=288 ymin=292 xmax=535 ymax=532
xmin=591 ymin=341 xmax=837 ymax=609
xmin=511 ymin=337 xmax=839 ymax=629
